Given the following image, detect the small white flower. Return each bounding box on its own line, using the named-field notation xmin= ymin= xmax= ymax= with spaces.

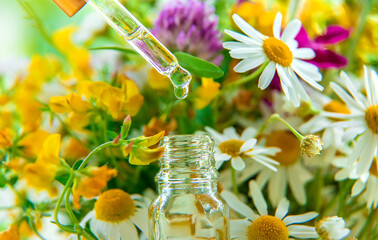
xmin=223 ymin=12 xmax=323 ymax=107
xmin=322 ymin=67 xmax=378 ymax=176
xmin=222 ymin=180 xmax=319 ymax=239
xmin=316 ymin=216 xmax=351 ymax=240
xmin=205 ymin=126 xmax=280 ymax=171
xmin=81 ymin=189 xmax=149 ymax=240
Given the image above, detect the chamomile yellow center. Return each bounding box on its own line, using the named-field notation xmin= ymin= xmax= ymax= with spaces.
xmin=263 ymin=37 xmax=293 ymax=67
xmin=266 ymin=130 xmax=300 ymax=165
xmin=248 ymin=215 xmax=289 ymax=240
xmin=94 ymin=189 xmax=135 ymax=222
xmin=219 ymin=139 xmax=245 ymax=157
xmin=369 ymin=157 xmax=378 ymax=177
xmin=365 ymin=105 xmax=378 ymax=134
xmin=323 ymin=100 xmax=351 ymax=122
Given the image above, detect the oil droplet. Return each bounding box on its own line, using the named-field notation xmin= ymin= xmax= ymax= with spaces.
xmin=174 ymin=85 xmax=189 ymax=99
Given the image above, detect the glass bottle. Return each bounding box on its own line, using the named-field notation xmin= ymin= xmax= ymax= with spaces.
xmin=149 ymin=135 xmax=229 ymax=240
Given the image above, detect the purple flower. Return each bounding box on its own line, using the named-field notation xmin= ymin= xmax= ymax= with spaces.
xmin=152 ymin=0 xmax=223 ymax=64
xmin=295 ymin=26 xmax=350 ymax=69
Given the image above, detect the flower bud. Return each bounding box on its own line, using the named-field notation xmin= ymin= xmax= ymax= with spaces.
xmin=300 ymin=135 xmax=323 ymax=157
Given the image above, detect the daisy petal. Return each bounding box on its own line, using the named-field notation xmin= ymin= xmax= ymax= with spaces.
xmin=223 ymin=127 xmax=240 ymax=139
xmin=130 ymin=208 xmax=148 ymax=234
xmin=249 ymin=180 xmax=268 ymax=216
xmin=287 ymin=225 xmax=318 ymax=238
xmin=234 ymin=56 xmax=266 ymax=73
xmin=282 ymin=19 xmax=302 ymax=43
xmin=287 ymin=166 xmax=307 ymax=205
xmin=330 ymin=82 xmax=364 ymax=111
xmin=293 ymin=48 xmax=315 ymax=59
xmin=221 ymin=190 xmax=259 ymax=220
xmin=258 ymin=61 xmax=276 ymax=90
xmin=268 ymin=168 xmax=287 ymax=207
xmin=340 ymin=71 xmax=367 ymax=109
xmin=223 ymin=41 xmax=254 ymax=50
xmin=215 ymin=153 xmax=232 ymax=162
xmin=291 ymin=59 xmax=322 ymax=81
xmin=273 ymin=12 xmax=282 ymax=39
xmin=277 ymin=64 xmax=293 ymax=88
xmin=119 ymin=220 xmax=138 ymax=240
xmin=283 ymin=212 xmax=318 ymax=225
xmin=230 ymin=48 xmax=263 ymax=59
xmin=232 ymin=156 xmax=246 ymax=171
xmin=275 ymin=198 xmax=290 ymax=220
xmin=230 ymin=219 xmax=250 ymax=238
xmin=224 ymin=30 xmax=260 ymax=45
xmin=241 ymin=138 xmax=257 ymax=153
xmin=232 ymin=14 xmax=265 ymax=41
xmin=241 ymin=127 xmax=257 ymax=140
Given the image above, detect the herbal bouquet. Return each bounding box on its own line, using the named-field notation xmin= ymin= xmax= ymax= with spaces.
xmin=0 ymin=0 xmax=377 ymax=239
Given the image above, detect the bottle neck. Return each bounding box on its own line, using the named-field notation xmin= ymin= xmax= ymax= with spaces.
xmin=156 ymin=135 xmax=218 ymax=194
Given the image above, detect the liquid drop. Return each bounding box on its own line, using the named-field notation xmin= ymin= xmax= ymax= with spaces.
xmin=174 ymin=85 xmax=189 ymax=99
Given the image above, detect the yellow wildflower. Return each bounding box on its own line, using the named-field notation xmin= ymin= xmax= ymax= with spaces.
xmin=27 ymin=55 xmax=61 ymax=82
xmin=19 ymin=129 xmax=49 ymax=157
xmin=13 ymin=89 xmax=42 ymax=132
xmin=147 ymin=68 xmax=171 ymax=90
xmin=52 ymin=26 xmax=92 ymax=81
xmin=77 ymin=78 xmax=144 ymax=120
xmin=125 ymin=131 xmax=165 ymax=165
xmin=0 ymin=224 xmax=21 ymax=240
xmin=24 ymin=134 xmax=62 ymax=195
xmin=0 ymin=95 xmax=10 ymax=106
xmin=144 ymin=117 xmax=177 ymax=139
xmin=0 ymin=128 xmax=13 ymax=149
xmin=194 ymin=78 xmax=220 ymax=110
xmin=0 ymin=111 xmax=12 ymax=129
xmin=63 ymin=138 xmax=90 ymax=161
xmin=73 ymin=165 xmax=118 ymax=209
xmin=231 ymin=0 xmax=285 ymax=36
xmin=357 ymin=17 xmax=378 ymax=65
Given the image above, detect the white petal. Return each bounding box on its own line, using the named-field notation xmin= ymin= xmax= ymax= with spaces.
xmin=230 ymin=219 xmax=250 ymax=238
xmin=249 ymin=180 xmax=268 ymax=216
xmin=287 ymin=166 xmax=307 ymax=205
xmin=250 ymin=155 xmax=279 ymax=172
xmin=351 ymin=178 xmax=366 ymax=196
xmin=275 ymin=198 xmax=290 ymax=220
xmin=223 ymin=127 xmax=240 ymax=139
xmin=108 ymin=223 xmax=120 ymax=240
xmin=232 ymin=14 xmax=265 ymax=41
xmin=273 ymin=12 xmax=282 ymax=39
xmin=330 ymin=82 xmax=365 ymax=111
xmin=268 ymin=167 xmax=287 ymax=207
xmin=287 ymin=67 xmax=310 ymax=102
xmin=215 ymin=153 xmax=232 ymax=162
xmin=291 ymin=59 xmax=322 ymax=81
xmin=281 ymin=19 xmax=302 ymax=43
xmin=283 ymin=212 xmax=318 ymax=225
xmin=258 ymin=61 xmax=276 ymax=90
xmin=331 ymin=119 xmax=366 ymax=129
xmin=130 ymin=208 xmax=148 ymax=235
xmin=287 ymin=225 xmax=318 ymax=238
xmin=241 ymin=127 xmax=257 ymax=140
xmin=277 ymin=64 xmax=293 ymax=88
xmin=234 ymin=56 xmax=266 ymax=73
xmin=230 ymin=48 xmax=263 ymax=59
xmin=223 ymin=41 xmax=255 ymax=50
xmin=241 ymin=138 xmax=257 ymax=153
xmin=224 ymin=30 xmax=261 ymax=46
xmin=221 ymin=190 xmax=259 ymax=220
xmin=119 ymin=220 xmax=138 ymax=240
xmin=205 ymin=127 xmax=226 ymax=143
xmin=356 ymin=133 xmax=377 ymax=175
xmin=293 ymin=48 xmax=315 ymax=59
xmin=256 ymin=170 xmax=273 ymax=188
xmin=232 ymin=156 xmax=246 ymax=171
xmin=340 ymin=71 xmax=367 ymax=109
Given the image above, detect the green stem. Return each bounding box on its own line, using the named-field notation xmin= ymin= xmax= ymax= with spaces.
xmin=225 ymin=61 xmax=268 ymax=89
xmin=358 ymin=208 xmax=377 ymax=240
xmin=77 ymin=141 xmax=113 ymax=171
xmin=65 ymin=188 xmax=78 ymax=225
xmin=345 ymin=0 xmax=374 ymax=69
xmin=231 ymin=168 xmax=238 ymax=196
xmin=269 ymin=113 xmax=304 ymax=140
xmin=53 ymin=173 xmax=75 ymax=233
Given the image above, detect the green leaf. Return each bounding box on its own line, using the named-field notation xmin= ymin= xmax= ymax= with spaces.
xmin=174 ymin=52 xmax=224 ymax=78
xmin=89 ymin=46 xmax=137 ymax=55
xmin=106 ymin=130 xmax=119 ymax=139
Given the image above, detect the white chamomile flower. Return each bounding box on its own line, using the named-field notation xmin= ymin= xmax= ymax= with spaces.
xmin=223 ymin=12 xmax=323 ymax=107
xmin=205 ymin=126 xmax=280 ymax=171
xmin=334 ymin=156 xmax=378 ymax=209
xmin=315 ymin=216 xmax=351 ymax=240
xmin=322 ymin=67 xmax=378 ymax=176
xmin=81 ymin=189 xmax=149 ymax=240
xmin=222 ymin=181 xmax=319 ymax=240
